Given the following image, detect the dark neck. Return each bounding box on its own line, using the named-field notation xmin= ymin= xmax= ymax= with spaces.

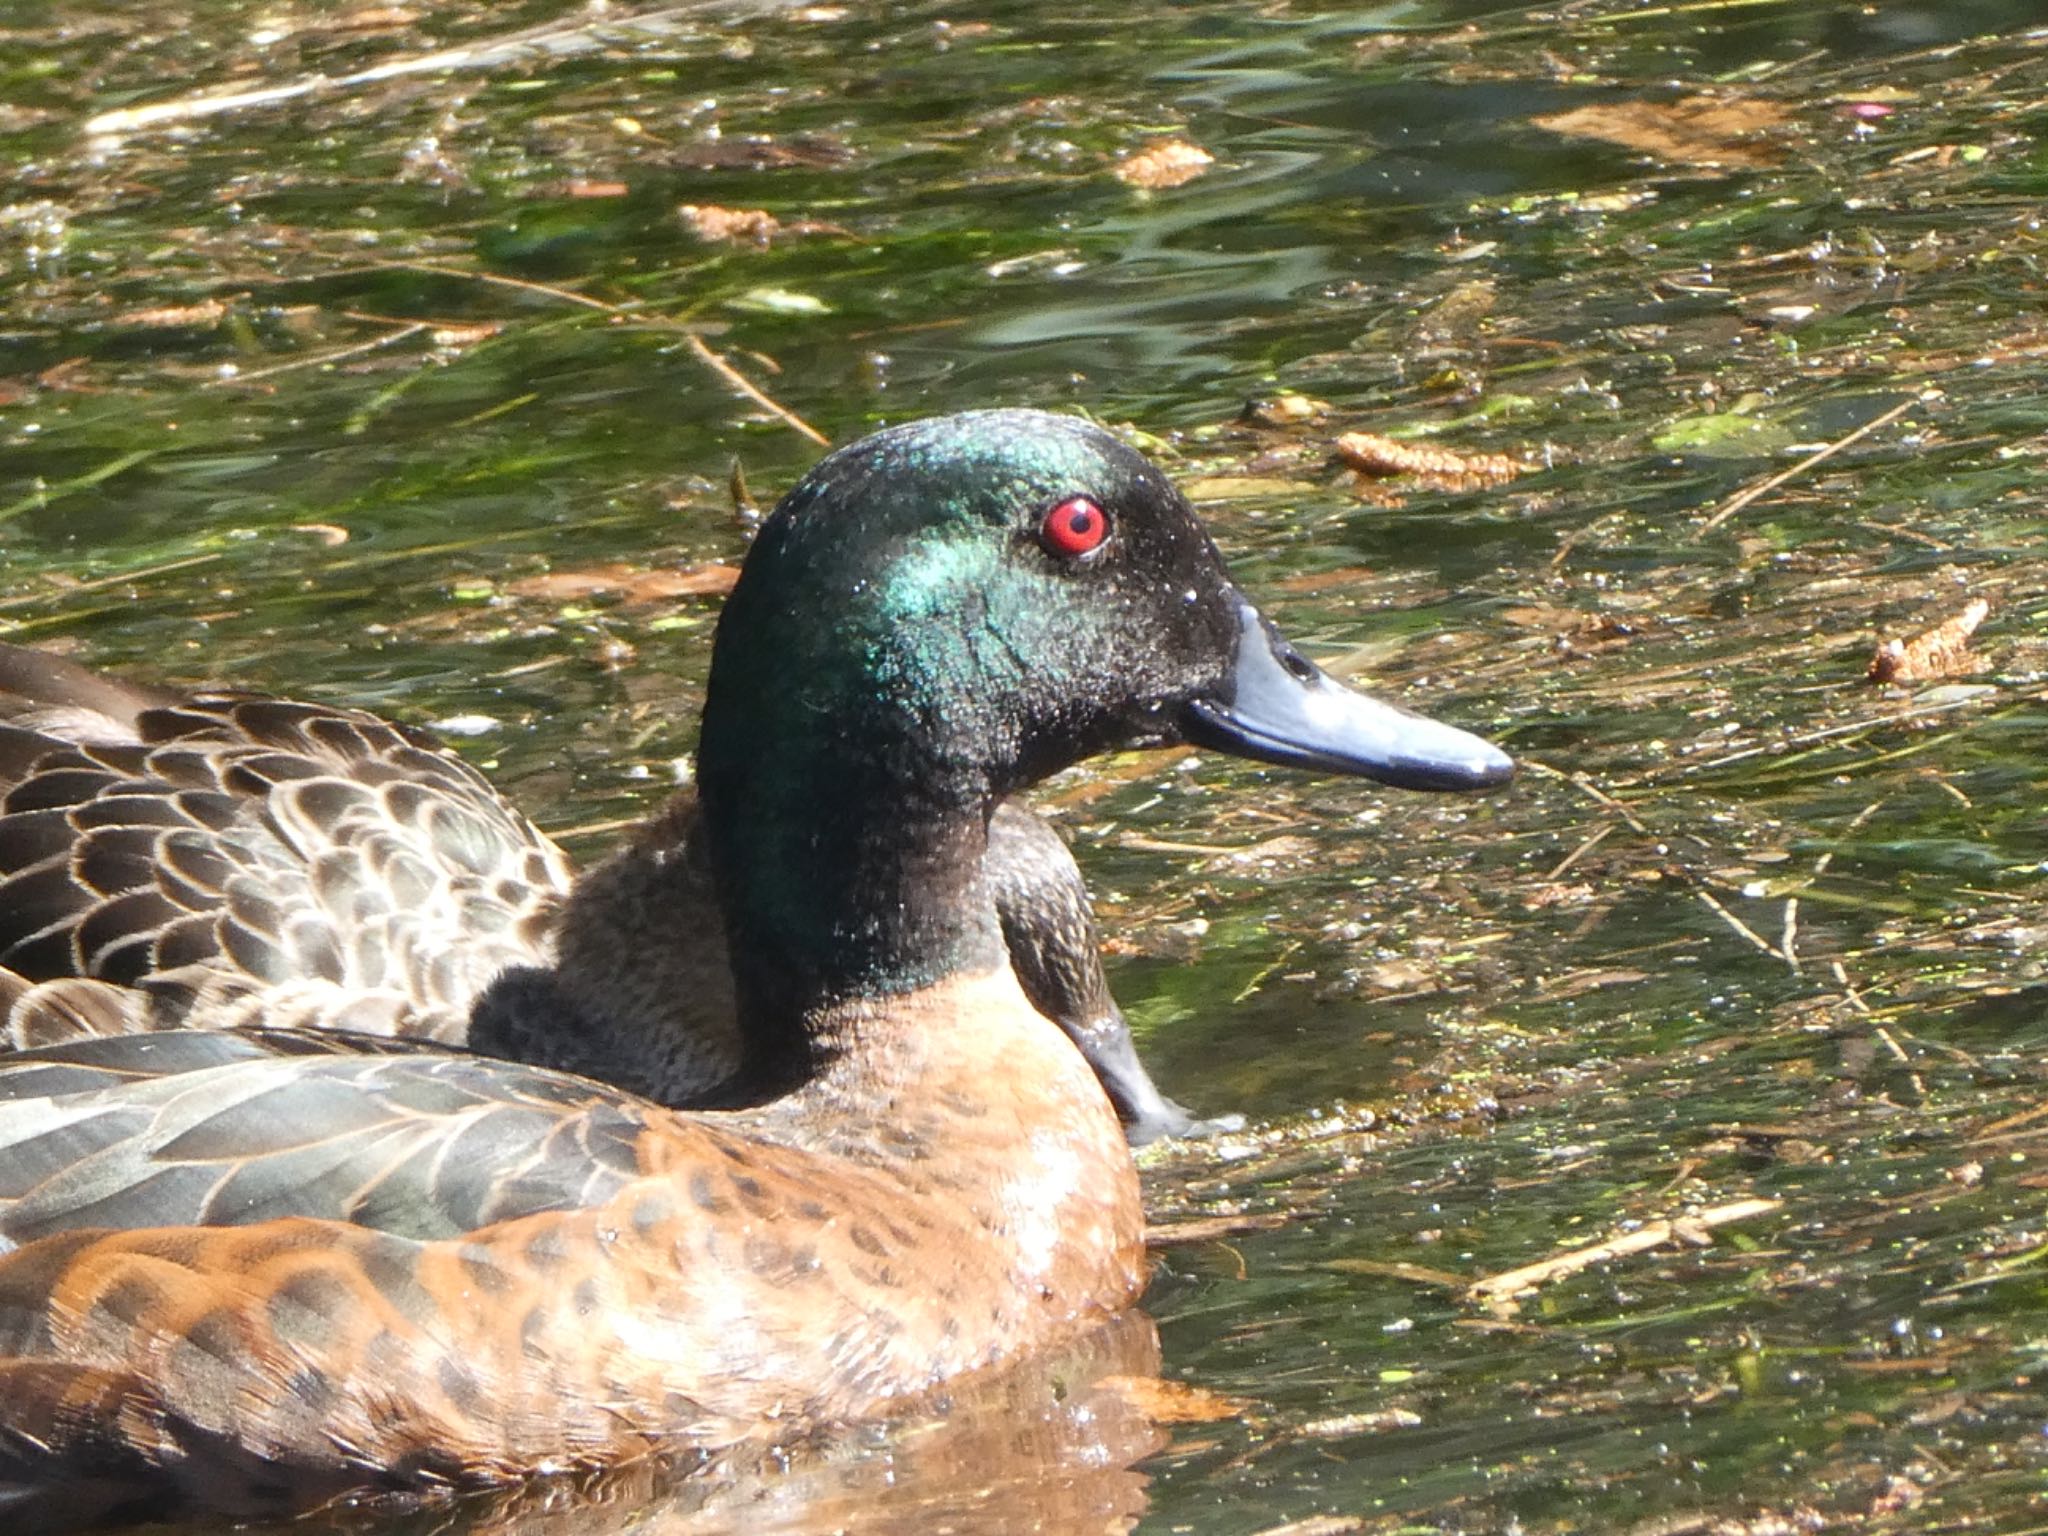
xmin=695 ymin=718 xmax=1006 ymax=1090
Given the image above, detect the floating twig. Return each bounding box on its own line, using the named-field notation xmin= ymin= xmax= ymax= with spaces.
xmin=1680 ymin=689 xmax=2015 ymax=776
xmin=1692 ymin=885 xmax=1786 ymax=962
xmin=83 ymin=3 xmax=803 ymax=137
xmin=220 ymin=320 xmax=430 ymax=386
xmin=1541 ymin=821 xmax=1615 ymax=881
xmin=1547 ymin=767 xmax=1791 ymax=963
xmin=1468 ymin=1197 xmax=1783 ymax=1313
xmin=1693 ymin=395 xmax=1922 ymax=538
xmin=684 ymin=335 xmax=829 ymax=446
xmin=0 ymin=552 xmax=222 ymax=612
xmin=1145 ymin=1211 xmax=1293 ymax=1249
xmin=0 ymin=448 xmax=157 ymax=525
xmin=358 ymin=261 xmax=829 ymax=446
xmin=1786 ymin=799 xmax=1886 ymax=975
xmin=1969 ymin=1100 xmax=2048 ymax=1146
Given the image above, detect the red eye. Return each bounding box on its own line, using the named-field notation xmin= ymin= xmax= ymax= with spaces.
xmin=1040 ymin=496 xmax=1109 ymax=559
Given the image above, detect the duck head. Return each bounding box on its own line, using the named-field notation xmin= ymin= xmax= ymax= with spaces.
xmin=696 ymin=410 xmax=1511 ymax=1066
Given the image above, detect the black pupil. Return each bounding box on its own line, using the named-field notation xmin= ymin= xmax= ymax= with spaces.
xmin=1068 ymin=510 xmax=1093 ymax=536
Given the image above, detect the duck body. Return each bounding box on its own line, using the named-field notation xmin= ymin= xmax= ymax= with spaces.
xmin=0 ymin=410 xmax=1511 ymax=1526
xmin=0 ymin=650 xmax=1205 ymax=1138
xmin=471 ymin=795 xmax=1210 ymax=1136
xmin=0 ymin=966 xmax=1138 ymax=1524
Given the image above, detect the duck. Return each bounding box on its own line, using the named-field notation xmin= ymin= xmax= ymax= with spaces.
xmin=0 ymin=409 xmax=1513 ymax=1527
xmin=0 ymin=639 xmax=1212 ymax=1142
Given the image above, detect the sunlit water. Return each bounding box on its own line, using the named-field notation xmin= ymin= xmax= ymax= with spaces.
xmin=4 ymin=1 xmax=2048 ymax=1530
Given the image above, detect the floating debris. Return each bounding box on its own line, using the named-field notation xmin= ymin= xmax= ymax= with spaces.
xmin=1296 ymin=1409 xmax=1424 ymax=1438
xmin=426 ymin=714 xmax=500 ymax=738
xmin=1115 ymin=137 xmax=1214 ymax=188
xmin=118 ymin=299 xmax=229 ymax=329
xmin=1468 ymin=1198 xmax=1785 ymax=1316
xmin=1241 ymin=394 xmax=1329 ymax=428
xmin=1335 ymin=431 xmax=1528 ymax=491
xmin=503 ymin=562 xmax=741 ymax=606
xmin=1098 ymin=1375 xmax=1249 ymax=1424
xmin=678 ymin=204 xmax=850 ymax=246
xmin=1867 ymin=598 xmax=1989 ymax=684
xmin=1532 ymin=93 xmax=1790 ymax=170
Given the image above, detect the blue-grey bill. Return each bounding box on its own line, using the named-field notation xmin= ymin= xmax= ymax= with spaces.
xmin=1181 ymin=602 xmax=1515 ymax=792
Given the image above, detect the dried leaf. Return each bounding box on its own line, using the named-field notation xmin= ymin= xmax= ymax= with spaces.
xmin=1335 ymin=432 xmax=1527 ymax=491
xmin=119 ymin=299 xmax=229 ymax=329
xmin=1362 ymin=957 xmax=1434 ymax=993
xmin=1533 ymin=94 xmax=1790 ymax=170
xmin=1867 ymin=598 xmax=1989 ymax=684
xmin=504 ymin=562 xmax=740 ymax=606
xmin=1275 ymin=566 xmax=1378 ymax=595
xmin=1097 ymin=1375 xmax=1249 ymax=1424
xmin=680 ymin=204 xmax=851 ymax=246
xmin=430 ymin=321 xmax=503 ymax=350
xmin=680 ymin=204 xmax=785 ymax=244
xmin=1115 ymin=138 xmax=1214 ymax=189
xmin=1534 ymin=967 xmax=1650 ymax=999
xmin=1241 ymin=394 xmax=1329 ymax=427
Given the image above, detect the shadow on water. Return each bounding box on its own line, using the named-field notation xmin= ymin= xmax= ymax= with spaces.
xmin=4 ymin=0 xmax=2048 ymax=1530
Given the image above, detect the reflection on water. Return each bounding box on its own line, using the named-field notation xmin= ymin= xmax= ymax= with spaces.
xmin=516 ymin=1315 xmax=1161 ymax=1536
xmin=153 ymin=1315 xmax=1161 ymax=1536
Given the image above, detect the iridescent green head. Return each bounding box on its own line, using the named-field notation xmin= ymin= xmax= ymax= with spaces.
xmin=695 ymin=410 xmax=1511 ymax=1042
xmin=704 ymin=411 xmax=1248 ymax=804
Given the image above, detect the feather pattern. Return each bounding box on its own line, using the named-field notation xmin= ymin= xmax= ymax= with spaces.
xmin=0 ymin=1035 xmax=642 ymax=1246
xmin=0 ymin=976 xmax=1144 ymax=1526
xmin=0 ymin=650 xmax=573 ymax=1051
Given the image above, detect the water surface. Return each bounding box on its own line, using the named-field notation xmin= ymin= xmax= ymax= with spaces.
xmin=4 ymin=2 xmax=2047 ymax=1531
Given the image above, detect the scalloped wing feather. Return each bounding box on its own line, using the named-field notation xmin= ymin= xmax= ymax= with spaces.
xmin=0 ymin=659 xmax=575 ymax=1051
xmin=0 ymin=1034 xmax=644 ymax=1246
